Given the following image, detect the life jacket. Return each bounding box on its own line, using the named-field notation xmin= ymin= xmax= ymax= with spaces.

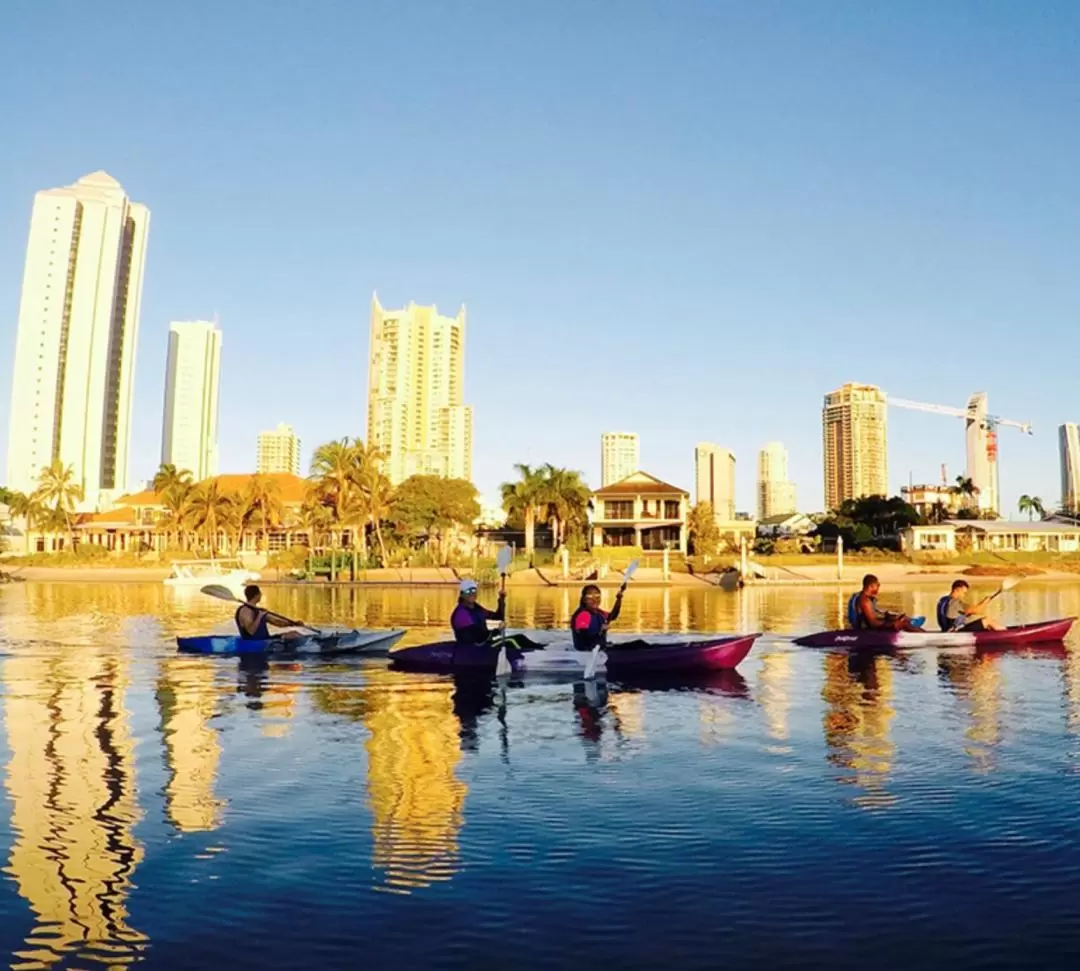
xmin=451 ymin=602 xmax=491 ymax=645
xmin=937 ymin=595 xmax=964 ymax=632
xmin=570 ymin=605 xmax=607 ymax=651
xmin=236 ymin=604 xmax=270 ymax=641
xmin=847 ymin=593 xmax=861 ymax=629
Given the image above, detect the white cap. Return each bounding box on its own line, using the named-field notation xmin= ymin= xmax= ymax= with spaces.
xmin=459 ymin=579 xmax=479 ymax=594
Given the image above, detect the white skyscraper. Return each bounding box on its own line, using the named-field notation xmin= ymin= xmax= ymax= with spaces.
xmin=5 ymin=171 xmax=150 ymax=509
xmin=601 ymin=432 xmax=640 ymax=487
xmin=757 ymin=441 xmax=798 ymax=520
xmin=161 ymin=321 xmax=221 ymax=480
xmin=366 ymin=295 xmax=473 ymax=485
xmin=257 ymin=423 xmax=302 ymax=476
xmin=965 ymin=392 xmax=1001 ymax=516
xmin=1061 ymin=423 xmax=1080 ymax=515
xmin=695 ymin=443 xmax=736 ymax=522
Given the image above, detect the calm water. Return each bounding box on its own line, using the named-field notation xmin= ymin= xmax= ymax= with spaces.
xmin=2 ymin=580 xmax=1080 ymax=970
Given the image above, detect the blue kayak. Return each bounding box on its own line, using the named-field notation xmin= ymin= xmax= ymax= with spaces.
xmin=176 ymin=628 xmax=405 ymax=656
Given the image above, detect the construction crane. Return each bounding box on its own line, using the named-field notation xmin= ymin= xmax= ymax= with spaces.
xmin=889 ymin=397 xmax=1033 ymax=437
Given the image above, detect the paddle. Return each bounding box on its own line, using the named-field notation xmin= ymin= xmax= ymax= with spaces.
xmin=200 ymin=584 xmax=323 ymax=636
xmin=493 ymin=546 xmax=514 ymax=678
xmin=984 ymin=574 xmax=1023 ymax=603
xmin=584 ymin=559 xmax=638 ymax=680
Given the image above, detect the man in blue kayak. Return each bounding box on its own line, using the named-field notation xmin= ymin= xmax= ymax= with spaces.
xmin=849 ymin=574 xmax=922 ymax=632
xmin=450 ymin=578 xmax=506 ymax=645
xmin=235 ymin=585 xmax=303 ymax=641
xmin=937 ymin=579 xmax=1003 ymax=632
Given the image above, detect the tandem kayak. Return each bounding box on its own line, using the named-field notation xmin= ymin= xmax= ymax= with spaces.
xmin=389 ymin=631 xmax=760 ymax=675
xmin=177 ymin=628 xmax=405 ymax=656
xmin=793 ymin=617 xmax=1075 ymax=650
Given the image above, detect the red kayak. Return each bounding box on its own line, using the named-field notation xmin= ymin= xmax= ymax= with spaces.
xmin=793 ymin=617 xmax=1075 ymax=650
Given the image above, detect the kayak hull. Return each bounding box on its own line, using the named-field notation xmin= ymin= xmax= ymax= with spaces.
xmin=793 ymin=617 xmax=1075 ymax=649
xmin=177 ymin=628 xmax=405 ymax=656
xmin=389 ymin=632 xmax=760 ymax=675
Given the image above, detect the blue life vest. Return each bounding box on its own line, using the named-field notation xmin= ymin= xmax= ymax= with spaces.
xmin=847 ymin=593 xmax=861 ymax=629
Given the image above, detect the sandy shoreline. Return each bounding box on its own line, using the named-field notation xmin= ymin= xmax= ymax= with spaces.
xmin=3 ymin=563 xmax=1079 ymax=587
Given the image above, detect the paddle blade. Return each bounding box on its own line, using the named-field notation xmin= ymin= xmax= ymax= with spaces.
xmin=584 ymin=645 xmax=601 ymax=680
xmin=495 ymin=645 xmax=512 ymax=678
xmin=911 ymin=616 xmax=925 ymax=628
xmin=201 ymin=584 xmax=240 ymax=602
xmin=496 ymin=545 xmax=513 ymax=575
xmin=1000 ymin=575 xmax=1022 ymax=592
xmin=624 ymin=559 xmax=640 ymax=582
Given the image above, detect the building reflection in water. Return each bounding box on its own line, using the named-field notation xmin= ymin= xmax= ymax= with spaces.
xmin=821 ymin=652 xmax=896 ymax=808
xmin=156 ymin=655 xmax=227 ymax=832
xmin=938 ymin=651 xmax=1003 ymax=774
xmin=3 ymin=651 xmax=147 ymax=968
xmin=758 ymin=651 xmax=792 ymax=754
xmin=360 ymin=668 xmax=467 ymax=894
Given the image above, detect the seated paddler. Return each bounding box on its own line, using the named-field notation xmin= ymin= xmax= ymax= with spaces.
xmin=451 ymin=578 xmax=506 ymax=645
xmin=570 ymin=583 xmax=625 ymax=650
xmin=235 ymin=585 xmax=302 ymax=641
xmin=847 ymin=574 xmax=922 ymax=632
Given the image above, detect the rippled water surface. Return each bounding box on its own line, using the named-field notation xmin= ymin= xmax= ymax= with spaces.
xmin=2 ymin=580 xmax=1080 ymax=969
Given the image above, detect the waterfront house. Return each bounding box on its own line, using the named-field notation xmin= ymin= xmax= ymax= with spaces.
xmin=757 ymin=512 xmax=814 ymax=538
xmin=590 ymin=472 xmax=689 ymax=552
xmin=903 ymin=519 xmax=1080 ymax=555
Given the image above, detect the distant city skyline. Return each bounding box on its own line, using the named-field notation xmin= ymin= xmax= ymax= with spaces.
xmin=757 ymin=442 xmax=797 ymax=520
xmin=822 ymin=383 xmax=889 ymax=508
xmin=601 ymin=432 xmax=640 ymax=488
xmin=161 ymin=320 xmax=221 ymax=481
xmin=1061 ymin=424 xmax=1080 ymax=515
xmin=694 ymin=443 xmax=735 ymax=522
xmin=366 ymin=295 xmax=472 ymax=486
xmin=5 ymin=171 xmax=149 ymax=510
xmin=0 ymin=6 xmax=1075 ymax=514
xmin=257 ymin=423 xmax=301 ymax=476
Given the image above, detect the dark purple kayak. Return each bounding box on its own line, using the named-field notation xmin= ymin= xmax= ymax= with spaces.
xmin=793 ymin=617 xmax=1075 ymax=649
xmin=389 ymin=631 xmax=760 ymax=675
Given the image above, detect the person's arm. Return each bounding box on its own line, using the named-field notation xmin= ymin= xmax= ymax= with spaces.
xmin=485 ymin=593 xmax=506 ymax=622
xmin=266 ymin=612 xmax=294 ymax=629
xmin=859 ymin=595 xmax=885 ymax=629
xmin=606 ymin=591 xmax=625 ymax=626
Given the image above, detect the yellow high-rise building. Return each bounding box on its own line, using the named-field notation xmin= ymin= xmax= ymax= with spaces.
xmin=822 ymin=383 xmax=888 ymax=510
xmin=366 ymin=294 xmax=473 ymax=485
xmin=257 ymin=422 xmax=301 ymax=475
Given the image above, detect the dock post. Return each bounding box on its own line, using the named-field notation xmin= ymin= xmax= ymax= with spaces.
xmin=837 ymin=536 xmax=844 ymax=580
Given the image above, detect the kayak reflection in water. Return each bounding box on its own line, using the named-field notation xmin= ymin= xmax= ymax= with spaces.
xmin=450 ymin=578 xmax=506 ymax=645
xmin=848 ymin=574 xmax=923 ymax=632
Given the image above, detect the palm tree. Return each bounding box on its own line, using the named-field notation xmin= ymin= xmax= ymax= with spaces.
xmin=6 ymin=490 xmax=44 ymax=554
xmin=1017 ymin=494 xmax=1045 ymax=521
xmin=311 ymin=438 xmax=363 ymax=556
xmin=186 ymin=480 xmax=237 ymax=554
xmin=241 ymin=474 xmax=284 ymax=552
xmin=500 ymin=463 xmax=547 ymax=564
xmin=34 ymin=460 xmax=84 ymax=548
xmin=152 ymin=464 xmax=195 ymax=550
xmin=361 ymin=463 xmax=394 ymax=566
xmin=153 ymin=463 xmax=194 ymax=497
xmin=537 ymin=464 xmax=591 ymax=549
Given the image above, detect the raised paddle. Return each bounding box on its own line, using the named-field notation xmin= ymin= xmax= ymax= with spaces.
xmin=584 ymin=558 xmax=638 ymax=680
xmin=494 ymin=546 xmax=514 ymax=678
xmin=200 ymin=584 xmax=323 ymax=636
xmin=985 ymin=574 xmax=1023 ymax=603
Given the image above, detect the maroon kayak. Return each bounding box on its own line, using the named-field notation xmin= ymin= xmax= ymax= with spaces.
xmin=389 ymin=632 xmax=760 ymax=675
xmin=793 ymin=617 xmax=1075 ymax=649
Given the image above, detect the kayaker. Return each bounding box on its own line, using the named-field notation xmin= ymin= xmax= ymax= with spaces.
xmin=848 ymin=574 xmax=922 ymax=632
xmin=235 ymin=585 xmax=301 ymax=641
xmin=937 ymin=579 xmax=1003 ymax=632
xmin=450 ymin=579 xmax=506 ymax=646
xmin=570 ymin=583 xmax=625 ymax=650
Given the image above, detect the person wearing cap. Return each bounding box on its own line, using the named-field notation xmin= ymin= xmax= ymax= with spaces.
xmin=450 ymin=578 xmax=507 ymax=646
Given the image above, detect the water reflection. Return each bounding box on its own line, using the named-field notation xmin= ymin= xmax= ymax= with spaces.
xmin=758 ymin=651 xmax=792 ymax=753
xmin=821 ymin=652 xmax=896 ymax=808
xmin=3 ymin=651 xmax=147 ymax=968
xmin=938 ymin=652 xmax=1003 ymax=773
xmin=156 ymin=656 xmax=226 ymax=832
xmin=361 ymin=668 xmax=467 ymax=894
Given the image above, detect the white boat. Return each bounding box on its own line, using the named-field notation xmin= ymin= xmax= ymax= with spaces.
xmin=164 ymin=558 xmax=260 ymax=593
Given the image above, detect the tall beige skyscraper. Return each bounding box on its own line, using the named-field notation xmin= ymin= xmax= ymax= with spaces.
xmin=601 ymin=432 xmax=640 ymax=487
xmin=757 ymin=441 xmax=797 ymax=519
xmin=695 ymin=443 xmax=736 ymax=521
xmin=367 ymin=295 xmax=473 ymax=484
xmin=822 ymin=383 xmax=888 ymax=509
xmin=257 ymin=423 xmax=301 ymax=475
xmin=5 ymin=171 xmax=150 ymax=509
xmin=1061 ymin=423 xmax=1080 ymax=515
xmin=161 ymin=321 xmax=221 ymax=480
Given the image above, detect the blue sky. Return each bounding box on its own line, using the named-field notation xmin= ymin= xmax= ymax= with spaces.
xmin=1 ymin=1 xmax=1077 ymax=513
